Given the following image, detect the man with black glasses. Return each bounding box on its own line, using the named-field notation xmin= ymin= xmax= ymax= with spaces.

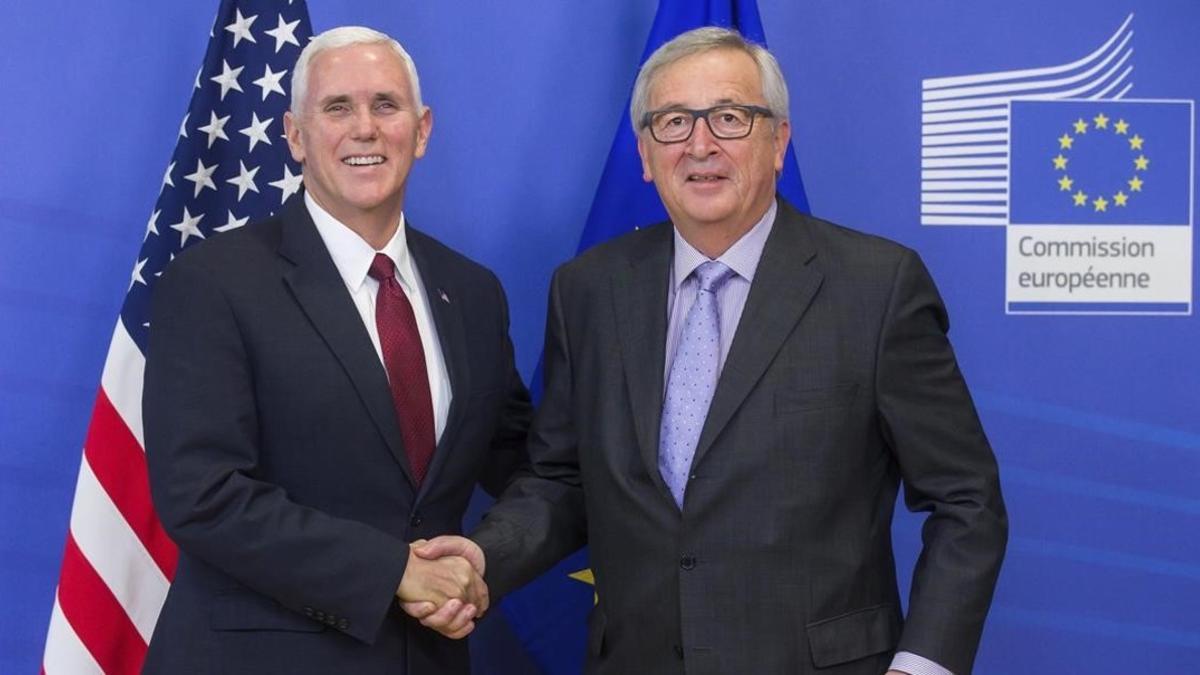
xmin=415 ymin=26 xmax=1007 ymax=675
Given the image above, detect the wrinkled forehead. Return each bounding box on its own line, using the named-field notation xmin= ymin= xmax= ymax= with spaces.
xmin=647 ymin=48 xmax=762 ymax=109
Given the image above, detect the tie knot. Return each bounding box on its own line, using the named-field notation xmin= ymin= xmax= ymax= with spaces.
xmin=368 ymin=253 xmax=396 ymax=282
xmin=694 ymin=260 xmax=735 ymax=293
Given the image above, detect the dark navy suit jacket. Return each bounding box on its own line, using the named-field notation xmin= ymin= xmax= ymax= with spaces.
xmin=143 ymin=194 xmax=530 ymax=674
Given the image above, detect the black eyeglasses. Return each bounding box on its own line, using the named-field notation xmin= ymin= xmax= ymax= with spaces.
xmin=641 ymin=104 xmax=774 ymax=144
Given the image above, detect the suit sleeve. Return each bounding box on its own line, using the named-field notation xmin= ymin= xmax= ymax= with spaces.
xmin=471 ymin=267 xmax=588 ymax=598
xmin=875 ymin=250 xmax=1008 ymax=674
xmin=477 ymin=271 xmax=534 ymax=499
xmin=144 ymin=254 xmax=408 ymax=645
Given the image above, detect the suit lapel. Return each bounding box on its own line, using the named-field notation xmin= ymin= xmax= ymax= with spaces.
xmin=690 ymin=200 xmax=824 ymax=471
xmin=611 ymin=225 xmax=674 ymax=500
xmin=276 ymin=197 xmax=416 ymax=487
xmin=406 ymin=228 xmax=470 ymax=499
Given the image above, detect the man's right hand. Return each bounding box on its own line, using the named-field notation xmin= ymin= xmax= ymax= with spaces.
xmin=396 ymin=543 xmax=488 ymax=639
xmin=397 ymin=537 xmax=489 ymax=639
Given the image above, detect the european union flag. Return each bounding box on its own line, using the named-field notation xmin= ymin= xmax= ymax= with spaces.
xmin=1009 ymin=99 xmax=1192 ymax=225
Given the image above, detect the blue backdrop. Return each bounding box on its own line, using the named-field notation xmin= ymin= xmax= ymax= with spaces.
xmin=2 ymin=2 xmax=1197 ymax=673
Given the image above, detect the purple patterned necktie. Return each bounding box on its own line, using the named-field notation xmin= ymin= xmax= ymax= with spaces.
xmin=659 ymin=260 xmax=736 ymax=507
xmin=368 ymin=253 xmax=435 ymax=485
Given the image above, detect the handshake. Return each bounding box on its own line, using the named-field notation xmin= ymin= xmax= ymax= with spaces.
xmin=394 ymin=536 xmax=488 ymax=639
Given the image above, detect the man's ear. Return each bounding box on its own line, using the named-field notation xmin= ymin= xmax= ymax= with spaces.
xmin=771 ymin=119 xmax=791 ymax=174
xmin=283 ymin=111 xmax=305 ymax=163
xmin=637 ymin=133 xmax=654 ymax=183
xmin=414 ymin=106 xmax=433 ymax=159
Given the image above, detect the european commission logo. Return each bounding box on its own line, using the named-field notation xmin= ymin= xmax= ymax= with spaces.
xmin=920 ymin=14 xmax=1194 ymax=315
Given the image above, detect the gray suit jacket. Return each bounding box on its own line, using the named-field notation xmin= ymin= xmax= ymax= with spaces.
xmin=474 ymin=198 xmax=1006 ymax=675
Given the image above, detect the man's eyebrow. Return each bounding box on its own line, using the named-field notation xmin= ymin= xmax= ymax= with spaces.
xmin=317 ymin=94 xmax=351 ymax=106
xmin=650 ymin=100 xmax=687 ymax=112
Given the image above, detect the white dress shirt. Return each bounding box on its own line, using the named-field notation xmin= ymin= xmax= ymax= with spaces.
xmin=305 ymin=193 xmax=452 ymax=442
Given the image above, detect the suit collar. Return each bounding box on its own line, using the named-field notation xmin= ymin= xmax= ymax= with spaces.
xmin=613 ymin=198 xmax=824 ymax=510
xmin=611 ymin=224 xmax=675 ymax=502
xmin=690 ymin=197 xmax=823 ymax=472
xmin=277 ymin=194 xmax=418 ymax=488
xmin=405 ymin=226 xmax=471 ymax=499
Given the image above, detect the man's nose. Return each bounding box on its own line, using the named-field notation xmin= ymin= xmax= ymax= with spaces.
xmin=349 ymin=107 xmax=378 ymax=139
xmin=685 ymin=117 xmax=719 ymax=157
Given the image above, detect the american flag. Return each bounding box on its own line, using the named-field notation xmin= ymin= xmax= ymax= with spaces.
xmin=42 ymin=2 xmax=312 ymax=672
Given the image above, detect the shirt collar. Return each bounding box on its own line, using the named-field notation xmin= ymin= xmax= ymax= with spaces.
xmin=305 ymin=191 xmax=416 ymax=293
xmin=670 ymin=199 xmax=777 ymax=291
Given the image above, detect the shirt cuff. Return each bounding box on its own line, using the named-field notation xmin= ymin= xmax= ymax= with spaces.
xmin=889 ymin=650 xmax=954 ymax=675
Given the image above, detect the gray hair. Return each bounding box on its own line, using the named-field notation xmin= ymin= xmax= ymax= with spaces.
xmin=629 ymin=27 xmax=789 ymax=134
xmin=290 ymin=26 xmax=424 ymax=115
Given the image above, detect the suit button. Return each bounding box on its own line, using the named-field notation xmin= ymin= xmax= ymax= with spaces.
xmin=325 ymin=616 xmax=337 ymax=626
xmin=338 ymin=618 xmax=350 ymax=630
xmin=410 ymin=513 xmax=423 ymax=527
xmin=679 ymin=555 xmax=696 ymax=570
xmin=673 ymin=644 xmax=684 ymax=659
xmin=315 ymin=610 xmax=326 ymax=620
xmin=303 ymin=607 xmax=314 ymax=617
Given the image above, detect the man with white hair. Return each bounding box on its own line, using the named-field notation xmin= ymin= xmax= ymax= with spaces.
xmin=142 ymin=26 xmax=529 ymax=674
xmin=417 ymin=26 xmax=1007 ymax=675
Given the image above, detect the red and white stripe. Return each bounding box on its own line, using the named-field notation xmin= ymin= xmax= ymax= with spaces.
xmin=42 ymin=321 xmax=178 ymax=675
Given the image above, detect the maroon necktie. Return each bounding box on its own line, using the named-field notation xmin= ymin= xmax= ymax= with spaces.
xmin=367 ymin=253 xmax=435 ymax=485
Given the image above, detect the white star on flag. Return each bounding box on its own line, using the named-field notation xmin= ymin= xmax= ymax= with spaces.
xmin=210 ymin=59 xmax=245 ymax=100
xmin=129 ymin=258 xmax=149 ymax=290
xmin=253 ymin=64 xmax=288 ymax=101
xmin=215 ymin=209 xmax=251 ymax=233
xmin=169 ymin=206 xmax=205 ymax=246
xmin=239 ymin=112 xmax=273 ymax=151
xmin=226 ymin=161 xmax=261 ymax=201
xmin=265 ymin=14 xmax=302 ymax=53
xmin=145 ymin=209 xmax=161 ymax=241
xmin=198 ymin=111 xmax=232 ymax=148
xmin=179 ymin=113 xmax=190 ymax=138
xmin=162 ymin=161 xmax=176 ymax=190
xmin=184 ymin=158 xmax=219 ymax=198
xmin=224 ymin=9 xmax=258 ymax=47
xmin=269 ymin=165 xmax=303 ymax=203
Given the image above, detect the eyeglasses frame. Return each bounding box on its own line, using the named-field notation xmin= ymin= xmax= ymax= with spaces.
xmin=640 ymin=104 xmax=775 ymax=144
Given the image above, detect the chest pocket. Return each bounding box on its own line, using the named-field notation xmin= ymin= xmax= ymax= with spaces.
xmin=775 ymin=383 xmax=859 ymax=415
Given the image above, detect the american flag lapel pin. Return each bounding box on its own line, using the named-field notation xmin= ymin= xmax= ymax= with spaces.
xmin=438 ymin=288 xmax=450 ymax=304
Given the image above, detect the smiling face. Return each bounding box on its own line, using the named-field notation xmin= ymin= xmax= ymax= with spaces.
xmin=637 ymin=48 xmax=789 ymax=244
xmin=284 ymin=42 xmax=431 ymax=234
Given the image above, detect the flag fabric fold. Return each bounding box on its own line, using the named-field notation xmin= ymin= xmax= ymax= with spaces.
xmin=42 ymin=2 xmax=312 ymax=673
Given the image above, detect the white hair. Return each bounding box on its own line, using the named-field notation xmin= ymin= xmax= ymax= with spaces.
xmin=630 ymin=27 xmax=789 ymax=134
xmin=290 ymin=26 xmax=424 ymax=114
